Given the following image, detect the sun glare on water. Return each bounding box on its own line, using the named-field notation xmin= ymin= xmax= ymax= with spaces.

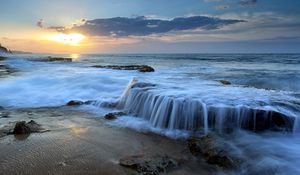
xmin=48 ymin=33 xmax=85 ymax=46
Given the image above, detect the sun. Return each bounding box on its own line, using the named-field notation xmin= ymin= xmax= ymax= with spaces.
xmin=48 ymin=33 xmax=85 ymax=46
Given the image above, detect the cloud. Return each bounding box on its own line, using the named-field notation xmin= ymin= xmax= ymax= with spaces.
xmin=157 ymin=12 xmax=300 ymax=43
xmin=36 ymin=19 xmax=44 ymax=28
xmin=59 ymin=16 xmax=244 ymax=37
xmin=47 ymin=26 xmax=65 ymax=30
xmin=240 ymin=0 xmax=257 ymax=6
xmin=215 ymin=5 xmax=230 ymax=10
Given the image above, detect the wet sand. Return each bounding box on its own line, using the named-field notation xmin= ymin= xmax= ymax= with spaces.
xmin=0 ymin=107 xmax=217 ymax=175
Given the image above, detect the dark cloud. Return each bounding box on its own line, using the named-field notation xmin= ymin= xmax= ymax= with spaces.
xmin=61 ymin=16 xmax=244 ymax=37
xmin=47 ymin=26 xmax=65 ymax=30
xmin=215 ymin=5 xmax=230 ymax=10
xmin=36 ymin=19 xmax=44 ymax=28
xmin=240 ymin=0 xmax=257 ymax=6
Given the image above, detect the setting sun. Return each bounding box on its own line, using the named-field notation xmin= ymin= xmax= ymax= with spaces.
xmin=47 ymin=33 xmax=85 ymax=46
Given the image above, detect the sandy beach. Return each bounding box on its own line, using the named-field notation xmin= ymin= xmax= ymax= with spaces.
xmin=0 ymin=107 xmax=218 ymax=175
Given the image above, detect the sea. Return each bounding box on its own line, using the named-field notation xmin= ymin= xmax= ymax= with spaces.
xmin=0 ymin=53 xmax=300 ymax=174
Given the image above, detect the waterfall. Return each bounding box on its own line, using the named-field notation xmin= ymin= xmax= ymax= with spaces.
xmin=116 ymin=77 xmax=138 ymax=109
xmin=117 ymin=81 xmax=297 ymax=134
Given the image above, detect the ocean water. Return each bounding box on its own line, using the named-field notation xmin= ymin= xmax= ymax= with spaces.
xmin=1 ymin=53 xmax=300 ymax=174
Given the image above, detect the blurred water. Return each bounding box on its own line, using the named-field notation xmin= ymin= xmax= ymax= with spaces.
xmin=1 ymin=53 xmax=300 ymax=174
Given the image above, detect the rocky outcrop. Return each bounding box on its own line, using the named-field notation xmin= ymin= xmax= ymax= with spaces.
xmin=187 ymin=134 xmax=243 ymax=169
xmin=0 ymin=44 xmax=10 ymax=53
xmin=31 ymin=56 xmax=72 ymax=62
xmin=92 ymin=65 xmax=155 ymax=72
xmin=12 ymin=120 xmax=44 ymax=135
xmin=119 ymin=155 xmax=178 ymax=175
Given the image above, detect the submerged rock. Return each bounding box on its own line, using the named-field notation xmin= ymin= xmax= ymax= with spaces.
xmin=92 ymin=65 xmax=155 ymax=72
xmin=104 ymin=112 xmax=126 ymax=120
xmin=0 ymin=111 xmax=10 ymax=118
xmin=13 ymin=120 xmax=43 ymax=135
xmin=0 ymin=64 xmax=14 ymax=77
xmin=219 ymin=80 xmax=231 ymax=85
xmin=119 ymin=154 xmax=178 ymax=174
xmin=187 ymin=134 xmax=243 ymax=169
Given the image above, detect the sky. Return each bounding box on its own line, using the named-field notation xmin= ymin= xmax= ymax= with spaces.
xmin=0 ymin=0 xmax=300 ymax=53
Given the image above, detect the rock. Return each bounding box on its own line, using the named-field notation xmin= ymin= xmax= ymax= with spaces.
xmin=138 ymin=65 xmax=155 ymax=72
xmin=12 ymin=120 xmax=43 ymax=135
xmin=0 ymin=44 xmax=10 ymax=53
xmin=0 ymin=56 xmax=7 ymax=61
xmin=13 ymin=121 xmax=31 ymax=134
xmin=119 ymin=155 xmax=178 ymax=174
xmin=187 ymin=133 xmax=243 ymax=169
xmin=66 ymin=100 xmax=84 ymax=106
xmin=92 ymin=65 xmax=155 ymax=72
xmin=47 ymin=57 xmax=72 ymax=62
xmin=219 ymin=80 xmax=231 ymax=85
xmin=104 ymin=112 xmax=126 ymax=120
xmin=31 ymin=56 xmax=72 ymax=62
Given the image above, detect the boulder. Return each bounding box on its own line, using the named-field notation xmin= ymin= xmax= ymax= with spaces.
xmin=13 ymin=120 xmax=43 ymax=135
xmin=219 ymin=80 xmax=231 ymax=85
xmin=92 ymin=65 xmax=155 ymax=72
xmin=66 ymin=100 xmax=84 ymax=106
xmin=119 ymin=155 xmax=178 ymax=174
xmin=13 ymin=121 xmax=31 ymax=134
xmin=104 ymin=112 xmax=126 ymax=120
xmin=138 ymin=65 xmax=155 ymax=72
xmin=187 ymin=133 xmax=243 ymax=169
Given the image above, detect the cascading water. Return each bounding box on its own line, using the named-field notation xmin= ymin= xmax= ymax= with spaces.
xmin=115 ymin=80 xmax=298 ymax=134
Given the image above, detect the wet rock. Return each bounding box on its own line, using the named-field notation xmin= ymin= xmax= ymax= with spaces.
xmin=119 ymin=155 xmax=178 ymax=175
xmin=92 ymin=65 xmax=155 ymax=72
xmin=31 ymin=56 xmax=72 ymax=62
xmin=219 ymin=80 xmax=231 ymax=85
xmin=12 ymin=120 xmax=43 ymax=135
xmin=0 ymin=56 xmax=7 ymax=61
xmin=66 ymin=100 xmax=84 ymax=106
xmin=187 ymin=134 xmax=243 ymax=169
xmin=13 ymin=121 xmax=31 ymax=134
xmin=104 ymin=112 xmax=126 ymax=120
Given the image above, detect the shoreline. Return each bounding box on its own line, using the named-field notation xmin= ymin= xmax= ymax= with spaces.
xmin=0 ymin=107 xmax=218 ymax=175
